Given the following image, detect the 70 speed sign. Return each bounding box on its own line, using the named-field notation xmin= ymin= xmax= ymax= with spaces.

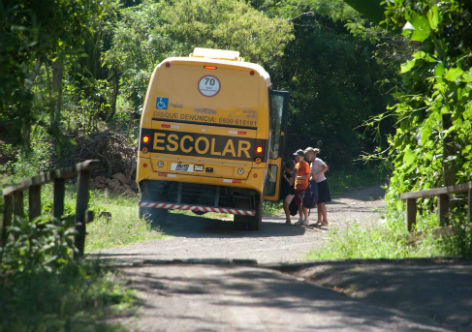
xmin=198 ymin=75 xmax=220 ymax=97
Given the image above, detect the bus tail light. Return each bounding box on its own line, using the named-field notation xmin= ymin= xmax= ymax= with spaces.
xmin=204 ymin=65 xmax=217 ymax=70
xmin=141 ymin=135 xmax=151 ymax=153
xmin=254 ymin=157 xmax=262 ymax=164
xmin=255 ymin=145 xmax=263 ymax=154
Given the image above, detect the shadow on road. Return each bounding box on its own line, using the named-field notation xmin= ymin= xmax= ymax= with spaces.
xmin=150 ymin=212 xmax=306 ymax=239
xmin=119 ymin=263 xmax=448 ymax=332
xmin=283 ymin=258 xmax=472 ymax=332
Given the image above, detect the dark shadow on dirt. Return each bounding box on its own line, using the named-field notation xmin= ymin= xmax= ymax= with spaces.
xmin=149 ymin=212 xmax=306 ymax=239
xmin=278 ymin=258 xmax=472 ymax=332
xmin=120 ymin=264 xmax=448 ymax=332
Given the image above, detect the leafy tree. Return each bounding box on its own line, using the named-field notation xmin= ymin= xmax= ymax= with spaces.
xmin=105 ymin=0 xmax=294 ymax=111
xmin=371 ymin=1 xmax=472 ymax=213
xmin=0 ymin=0 xmax=109 ymax=148
xmin=254 ymin=0 xmax=404 ymax=167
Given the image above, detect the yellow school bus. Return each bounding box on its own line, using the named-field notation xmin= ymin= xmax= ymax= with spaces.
xmin=137 ymin=48 xmax=289 ymax=230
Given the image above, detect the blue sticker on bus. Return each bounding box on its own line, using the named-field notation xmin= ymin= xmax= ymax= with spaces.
xmin=156 ymin=97 xmax=169 ymax=110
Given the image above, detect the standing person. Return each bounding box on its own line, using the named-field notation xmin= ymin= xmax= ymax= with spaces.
xmin=281 ymin=160 xmax=295 ymax=200
xmin=283 ymin=149 xmax=310 ymax=224
xmin=305 ymin=147 xmax=331 ymax=226
xmin=301 ymin=148 xmax=319 ymax=225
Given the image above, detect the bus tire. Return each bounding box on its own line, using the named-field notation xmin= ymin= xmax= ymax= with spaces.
xmin=234 ymin=214 xmax=249 ymax=230
xmin=248 ymin=200 xmax=263 ymax=231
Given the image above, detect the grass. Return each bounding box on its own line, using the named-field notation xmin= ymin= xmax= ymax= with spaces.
xmin=0 ymin=260 xmax=137 ymax=332
xmin=263 ymin=201 xmax=283 ymax=216
xmin=170 ymin=208 xmax=233 ymax=220
xmin=306 ymin=211 xmax=472 ymax=260
xmin=61 ymin=187 xmax=166 ymax=252
xmin=0 ymin=212 xmax=138 ymax=332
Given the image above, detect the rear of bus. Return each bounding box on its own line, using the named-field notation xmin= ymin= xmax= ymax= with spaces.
xmin=137 ymin=48 xmax=288 ymax=230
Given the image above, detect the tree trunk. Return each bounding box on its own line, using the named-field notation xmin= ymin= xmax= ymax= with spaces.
xmin=52 ymin=58 xmax=63 ymax=124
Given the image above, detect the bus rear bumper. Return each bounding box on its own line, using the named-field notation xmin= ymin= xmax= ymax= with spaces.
xmin=139 ymin=200 xmax=256 ymax=216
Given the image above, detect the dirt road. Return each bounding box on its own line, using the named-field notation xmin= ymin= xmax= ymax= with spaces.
xmin=98 ymin=185 xmax=386 ymax=264
xmin=96 ymin=185 xmax=472 ymax=331
xmin=116 ymin=263 xmax=450 ymax=332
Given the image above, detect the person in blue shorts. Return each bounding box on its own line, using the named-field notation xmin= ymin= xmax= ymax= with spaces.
xmin=304 ymin=147 xmax=331 ymax=227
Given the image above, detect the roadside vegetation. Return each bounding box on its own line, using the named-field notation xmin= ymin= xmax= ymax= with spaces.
xmin=83 ymin=190 xmax=165 ymax=252
xmin=307 ymin=210 xmax=472 ymax=260
xmin=0 ymin=211 xmax=136 ymax=332
xmin=307 ymin=0 xmax=472 ymax=261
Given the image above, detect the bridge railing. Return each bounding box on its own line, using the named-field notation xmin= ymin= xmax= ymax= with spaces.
xmin=400 ymin=181 xmax=472 ymax=231
xmin=1 ymin=159 xmax=98 ymax=258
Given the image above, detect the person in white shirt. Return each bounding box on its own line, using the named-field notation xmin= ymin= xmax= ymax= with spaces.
xmin=304 ymin=147 xmax=331 ymax=226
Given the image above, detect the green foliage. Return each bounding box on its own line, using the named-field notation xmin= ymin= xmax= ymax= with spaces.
xmin=328 ymin=163 xmax=391 ymax=195
xmin=0 ymin=260 xmax=134 ymax=332
xmin=263 ymin=201 xmax=283 ymax=216
xmin=257 ymin=0 xmax=404 ymax=168
xmin=0 ymin=0 xmax=113 ymax=148
xmin=82 ymin=190 xmax=165 ymax=252
xmin=0 ymin=214 xmax=135 ymax=332
xmin=1 ymin=215 xmax=76 ymax=273
xmin=105 ymin=0 xmax=294 ymax=110
xmin=440 ymin=211 xmax=472 ymax=258
xmin=368 ymin=1 xmax=472 ymax=217
xmin=342 ymin=0 xmax=385 ymax=24
xmin=306 ymin=213 xmax=453 ymax=260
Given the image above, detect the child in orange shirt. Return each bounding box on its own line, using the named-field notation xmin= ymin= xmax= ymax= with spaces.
xmin=283 ymin=149 xmax=310 ymax=224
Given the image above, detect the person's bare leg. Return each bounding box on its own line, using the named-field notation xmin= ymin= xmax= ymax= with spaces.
xmin=316 ymin=205 xmax=322 ymax=226
xmin=319 ymin=203 xmax=328 ymax=225
xmin=283 ymin=195 xmax=294 ymax=223
xmin=303 ymin=207 xmax=309 ymax=224
xmin=283 ymin=201 xmax=290 ymax=222
xmin=298 ymin=208 xmax=304 ymax=222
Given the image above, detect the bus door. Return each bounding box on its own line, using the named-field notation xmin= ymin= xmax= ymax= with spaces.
xmin=264 ymin=90 xmax=289 ymax=201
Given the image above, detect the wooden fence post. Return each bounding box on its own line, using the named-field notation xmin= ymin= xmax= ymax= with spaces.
xmin=74 ymin=168 xmax=91 ymax=258
xmin=53 ymin=178 xmax=65 ymax=221
xmin=406 ymin=198 xmax=417 ymax=231
xmin=28 ymin=185 xmax=41 ymax=221
xmin=13 ymin=191 xmax=24 ymax=219
xmin=438 ymin=194 xmax=449 ymax=226
xmin=1 ymin=194 xmax=13 ymax=248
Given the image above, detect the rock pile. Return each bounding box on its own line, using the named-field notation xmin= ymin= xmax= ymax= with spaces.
xmin=92 ymin=172 xmax=136 ymax=196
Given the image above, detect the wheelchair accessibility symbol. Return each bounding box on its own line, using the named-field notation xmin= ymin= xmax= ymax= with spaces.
xmin=156 ymin=97 xmax=169 ymax=110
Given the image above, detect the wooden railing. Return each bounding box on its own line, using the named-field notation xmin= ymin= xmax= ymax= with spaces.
xmin=1 ymin=160 xmax=98 ymax=258
xmin=400 ymin=181 xmax=472 ymax=231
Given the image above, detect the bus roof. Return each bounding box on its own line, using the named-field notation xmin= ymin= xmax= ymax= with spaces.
xmin=162 ymin=53 xmax=272 ymax=88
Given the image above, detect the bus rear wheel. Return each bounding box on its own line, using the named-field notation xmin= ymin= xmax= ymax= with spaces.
xmin=233 ymin=196 xmax=263 ymax=231
xmin=248 ymin=201 xmax=263 ymax=231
